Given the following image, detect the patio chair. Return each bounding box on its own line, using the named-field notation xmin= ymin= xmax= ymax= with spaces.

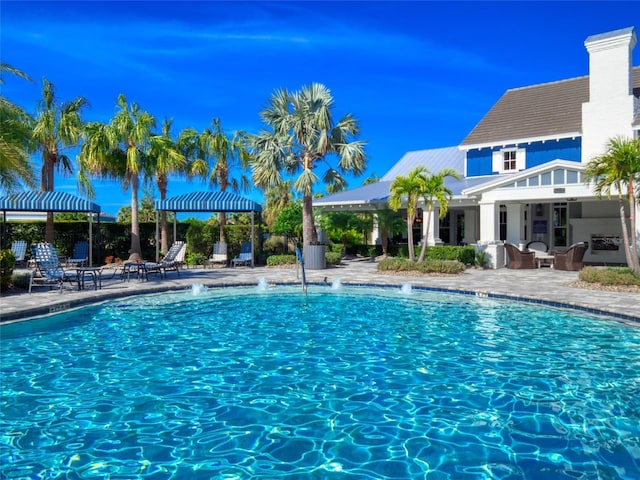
xmin=66 ymin=240 xmax=89 ymax=267
xmin=11 ymin=240 xmax=28 ymax=267
xmin=29 ymin=242 xmax=78 ymax=293
xmin=208 ymin=241 xmax=228 ymax=267
xmin=554 ymin=241 xmax=588 ymax=271
xmin=504 ymin=243 xmax=536 ymax=269
xmin=231 ymin=242 xmax=253 ymax=267
xmin=145 ymin=241 xmax=186 ymax=278
xmin=525 ymin=240 xmax=549 ymax=256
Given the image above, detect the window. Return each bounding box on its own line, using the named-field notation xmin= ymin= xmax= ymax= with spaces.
xmin=492 ymin=148 xmax=525 ymax=173
xmin=503 ymin=150 xmax=517 ymax=170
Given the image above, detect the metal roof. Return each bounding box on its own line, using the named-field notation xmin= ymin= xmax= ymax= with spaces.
xmin=0 ymin=191 xmax=101 ymax=213
xmin=155 ymin=191 xmax=262 ymax=212
xmin=380 ymin=146 xmax=465 ymax=181
xmin=314 ymin=181 xmax=393 ymax=208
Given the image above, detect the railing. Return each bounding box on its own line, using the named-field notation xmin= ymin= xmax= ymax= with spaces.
xmin=295 ymin=246 xmax=307 ymax=293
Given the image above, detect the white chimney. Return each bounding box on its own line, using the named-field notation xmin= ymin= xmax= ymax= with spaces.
xmin=581 ymin=27 xmax=637 ymax=163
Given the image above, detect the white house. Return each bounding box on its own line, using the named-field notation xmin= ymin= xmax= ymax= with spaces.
xmin=314 ymin=26 xmax=640 ymax=268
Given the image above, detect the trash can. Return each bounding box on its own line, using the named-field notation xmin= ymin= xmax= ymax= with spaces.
xmin=304 ymin=245 xmax=326 ymax=270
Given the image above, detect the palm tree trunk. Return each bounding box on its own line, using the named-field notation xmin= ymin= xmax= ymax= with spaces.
xmin=381 ymin=225 xmax=389 ymax=257
xmin=407 ymin=215 xmax=415 ymax=262
xmin=129 ymin=174 xmax=142 ymax=260
xmin=627 ymin=181 xmax=640 ymax=273
xmin=158 ymin=174 xmax=169 ymax=254
xmin=219 ymin=212 xmax=227 ymax=245
xmin=302 ymin=194 xmax=316 ymax=246
xmin=44 ymin=152 xmax=56 ymax=243
xmin=618 ymin=196 xmax=634 ymax=270
xmin=417 ymin=208 xmax=431 ymax=263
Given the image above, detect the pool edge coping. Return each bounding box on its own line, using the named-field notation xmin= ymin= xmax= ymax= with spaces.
xmin=2 ymin=280 xmax=639 ymax=326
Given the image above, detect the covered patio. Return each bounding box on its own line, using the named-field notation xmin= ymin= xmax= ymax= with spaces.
xmin=0 ymin=191 xmax=101 ymax=266
xmin=154 ymin=191 xmax=262 ymax=267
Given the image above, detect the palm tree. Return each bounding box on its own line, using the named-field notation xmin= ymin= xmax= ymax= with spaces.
xmin=0 ymin=64 xmax=36 ymax=193
xmin=389 ymin=166 xmax=429 ymax=261
xmin=201 ymin=118 xmax=251 ymax=244
xmin=263 ymin=180 xmax=293 ymax=229
xmin=32 ymin=79 xmax=88 ymax=242
xmin=585 ymin=136 xmax=640 ymax=274
xmin=250 ymin=83 xmax=366 ymax=247
xmin=374 ymin=208 xmax=404 ymax=257
xmin=416 ymin=168 xmax=460 ymax=262
xmin=148 ymin=118 xmax=186 ymax=253
xmin=79 ymin=94 xmax=155 ymax=260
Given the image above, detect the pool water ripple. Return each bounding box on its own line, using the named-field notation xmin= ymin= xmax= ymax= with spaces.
xmin=1 ymin=287 xmax=639 ymax=479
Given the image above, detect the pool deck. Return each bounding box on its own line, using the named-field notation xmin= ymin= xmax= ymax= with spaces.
xmin=1 ymin=259 xmax=639 ymax=323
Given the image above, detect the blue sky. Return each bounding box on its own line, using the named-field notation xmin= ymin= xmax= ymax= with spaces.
xmin=2 ymin=1 xmax=640 ymax=217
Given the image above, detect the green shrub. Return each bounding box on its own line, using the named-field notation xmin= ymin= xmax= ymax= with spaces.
xmin=578 ymin=266 xmax=640 ymax=286
xmin=325 ymin=251 xmax=342 ymax=265
xmin=266 ymin=254 xmax=297 ymax=266
xmin=377 ymin=257 xmax=465 ymax=274
xmin=475 ymin=250 xmax=490 ymax=269
xmin=0 ymin=249 xmax=16 ymax=291
xmin=264 ymin=235 xmax=288 ymax=254
xmin=424 ymin=245 xmax=476 ymax=265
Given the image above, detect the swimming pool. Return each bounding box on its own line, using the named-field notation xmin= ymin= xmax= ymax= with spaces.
xmin=1 ymin=285 xmax=639 ymax=479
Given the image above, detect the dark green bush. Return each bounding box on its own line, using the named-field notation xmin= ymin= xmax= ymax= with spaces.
xmin=377 ymin=257 xmax=465 ymax=274
xmin=578 ymin=266 xmax=640 ymax=286
xmin=266 ymin=254 xmax=297 ymax=266
xmin=325 ymin=251 xmax=342 ymax=265
xmin=424 ymin=245 xmax=476 ymax=265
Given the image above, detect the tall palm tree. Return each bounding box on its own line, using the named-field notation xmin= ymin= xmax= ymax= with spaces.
xmin=416 ymin=168 xmax=460 ymax=262
xmin=32 ymin=79 xmax=88 ymax=242
xmin=250 ymin=83 xmax=366 ymax=247
xmin=0 ymin=64 xmax=36 ymax=193
xmin=585 ymin=136 xmax=640 ymax=274
xmin=79 ymin=94 xmax=155 ymax=260
xmin=148 ymin=118 xmax=186 ymax=253
xmin=389 ymin=166 xmax=429 ymax=262
xmin=201 ymin=118 xmax=251 ymax=244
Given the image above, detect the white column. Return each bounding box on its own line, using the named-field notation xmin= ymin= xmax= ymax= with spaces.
xmin=479 ymin=201 xmax=500 ymax=242
xmin=422 ymin=208 xmax=439 ymax=246
xmin=372 ymin=213 xmax=382 ymax=245
xmin=505 ymin=203 xmax=522 ymax=246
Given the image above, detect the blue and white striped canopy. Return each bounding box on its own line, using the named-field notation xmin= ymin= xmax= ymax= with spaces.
xmin=155 ymin=191 xmax=262 ymax=212
xmin=0 ymin=191 xmax=101 ymax=213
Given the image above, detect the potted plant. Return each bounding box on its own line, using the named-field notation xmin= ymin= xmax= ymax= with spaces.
xmin=0 ymin=249 xmax=16 ymax=291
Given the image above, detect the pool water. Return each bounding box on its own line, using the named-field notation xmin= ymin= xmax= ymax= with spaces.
xmin=1 ymin=286 xmax=639 ymax=479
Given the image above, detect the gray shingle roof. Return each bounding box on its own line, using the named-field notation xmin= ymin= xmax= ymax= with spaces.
xmin=461 ymin=67 xmax=640 ymax=148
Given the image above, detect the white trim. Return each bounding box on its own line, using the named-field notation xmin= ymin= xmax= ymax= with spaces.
xmin=459 ymin=132 xmax=582 ymax=151
xmin=463 ymin=160 xmax=585 ymax=196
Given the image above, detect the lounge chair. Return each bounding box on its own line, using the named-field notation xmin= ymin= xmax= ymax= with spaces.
xmin=11 ymin=240 xmax=28 ymax=267
xmin=29 ymin=242 xmax=78 ymax=293
xmin=504 ymin=243 xmax=536 ymax=269
xmin=554 ymin=241 xmax=588 ymax=271
xmin=145 ymin=241 xmax=186 ymax=278
xmin=67 ymin=240 xmax=89 ymax=267
xmin=231 ymin=242 xmax=253 ymax=267
xmin=207 ymin=241 xmax=228 ymax=267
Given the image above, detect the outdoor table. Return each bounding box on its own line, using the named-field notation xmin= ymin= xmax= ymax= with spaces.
xmin=121 ymin=262 xmax=149 ymax=282
xmin=535 ymin=254 xmax=555 ymax=269
xmin=75 ymin=266 xmax=103 ymax=290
